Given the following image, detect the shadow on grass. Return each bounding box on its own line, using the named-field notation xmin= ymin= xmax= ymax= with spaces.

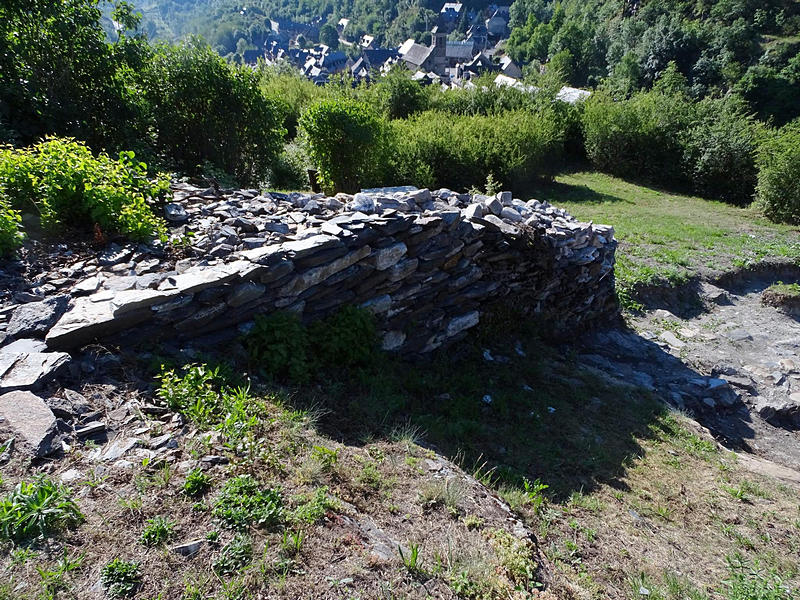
xmin=532 ymin=179 xmax=633 ymax=206
xmin=287 ymin=308 xmax=755 ymax=503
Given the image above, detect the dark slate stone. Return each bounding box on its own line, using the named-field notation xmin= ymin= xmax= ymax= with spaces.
xmin=6 ymin=295 xmax=70 ymax=339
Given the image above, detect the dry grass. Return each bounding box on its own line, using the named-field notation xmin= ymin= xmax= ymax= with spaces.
xmin=0 ymin=384 xmax=543 ymax=600
xmin=521 ymin=412 xmax=800 ymax=600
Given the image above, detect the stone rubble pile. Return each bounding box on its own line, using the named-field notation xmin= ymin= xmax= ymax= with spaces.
xmin=0 ymin=184 xmax=617 ymax=397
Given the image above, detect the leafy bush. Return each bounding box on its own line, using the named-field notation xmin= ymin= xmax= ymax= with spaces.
xmin=682 ymin=97 xmax=763 ymax=205
xmin=582 ymin=90 xmax=690 ymax=185
xmin=0 ymin=138 xmax=167 ymax=241
xmin=140 ymin=39 xmax=286 ymax=186
xmin=299 ymin=98 xmax=385 ymax=193
xmin=100 ymin=559 xmax=140 ymax=599
xmin=140 ymin=516 xmax=175 ymax=547
xmin=757 ymin=119 xmax=800 ymax=224
xmin=368 ymin=68 xmax=429 ymax=120
xmin=390 ymin=109 xmax=564 ymax=193
xmin=0 ymin=199 xmax=23 ymax=256
xmin=0 ymin=0 xmax=144 ymax=150
xmin=212 ymin=475 xmax=283 ymax=531
xmin=0 ymin=476 xmax=83 ymax=542
xmin=308 ymin=304 xmax=378 ymax=368
xmin=268 ymin=141 xmax=310 ymax=191
xmin=244 ymin=312 xmax=310 ymax=383
xmin=584 ymin=89 xmax=763 ymax=204
xmin=259 ymin=65 xmax=331 ymax=137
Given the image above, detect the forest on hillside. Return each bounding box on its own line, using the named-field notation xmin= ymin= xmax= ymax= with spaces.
xmin=3 ymin=0 xmax=800 ymax=257
xmin=113 ymin=0 xmax=800 ymax=126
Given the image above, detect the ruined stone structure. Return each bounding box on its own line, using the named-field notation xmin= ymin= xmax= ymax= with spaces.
xmin=0 ymin=185 xmax=617 ymax=393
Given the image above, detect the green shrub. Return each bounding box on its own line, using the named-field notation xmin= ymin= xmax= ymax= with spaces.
xmin=368 ymin=68 xmax=430 ymax=120
xmin=100 ymin=559 xmax=140 ymax=599
xmin=0 ymin=476 xmax=83 ymax=542
xmin=582 ymin=90 xmax=690 ymax=186
xmin=268 ymin=141 xmax=310 ymax=191
xmin=0 ymin=138 xmax=167 ymax=241
xmin=426 ymin=80 xmax=536 ymax=116
xmin=212 ymin=475 xmax=283 ymax=531
xmin=244 ymin=312 xmax=310 ymax=383
xmin=583 ymin=88 xmax=765 ymax=204
xmin=308 ymin=304 xmax=378 ymax=368
xmin=299 ymin=98 xmax=385 ymax=193
xmin=682 ymin=97 xmax=763 ymax=205
xmin=259 ymin=65 xmax=330 ymax=137
xmin=0 ymin=199 xmax=23 ymax=256
xmin=757 ymin=119 xmax=800 ymax=224
xmin=391 ymin=109 xmax=563 ymax=193
xmin=141 ymin=39 xmax=286 ymax=186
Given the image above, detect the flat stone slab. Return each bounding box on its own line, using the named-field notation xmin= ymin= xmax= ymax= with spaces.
xmin=6 ymin=295 xmax=69 ymax=339
xmin=0 ymin=352 xmax=71 ymax=392
xmin=0 ymin=391 xmax=57 ymax=457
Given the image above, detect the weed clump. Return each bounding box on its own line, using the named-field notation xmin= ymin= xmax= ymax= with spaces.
xmin=724 ymin=554 xmax=796 ymax=600
xmin=182 ymin=469 xmax=212 ymax=498
xmin=290 ymin=487 xmax=338 ymax=524
xmin=0 ymin=476 xmax=83 ymax=543
xmin=212 ymin=475 xmax=283 ymax=531
xmin=100 ymin=558 xmax=141 ymax=598
xmin=140 ymin=515 xmax=175 ymax=547
xmin=156 ymin=363 xmax=223 ymax=427
xmin=244 ymin=306 xmax=378 ymax=383
xmin=213 ymin=534 xmax=253 ymax=575
xmin=487 ymin=529 xmax=540 ymax=592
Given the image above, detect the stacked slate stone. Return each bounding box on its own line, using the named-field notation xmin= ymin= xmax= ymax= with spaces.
xmin=0 ymin=184 xmax=617 ymax=394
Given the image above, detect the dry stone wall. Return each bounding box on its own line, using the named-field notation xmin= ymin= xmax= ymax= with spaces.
xmin=0 ymin=185 xmax=617 ymax=393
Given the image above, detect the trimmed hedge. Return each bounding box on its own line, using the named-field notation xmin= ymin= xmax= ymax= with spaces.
xmin=299 ymin=98 xmax=385 ymax=194
xmin=390 ymin=109 xmax=564 ymax=193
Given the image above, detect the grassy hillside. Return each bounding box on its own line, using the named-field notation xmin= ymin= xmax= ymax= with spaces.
xmin=2 ymin=295 xmax=798 ymax=599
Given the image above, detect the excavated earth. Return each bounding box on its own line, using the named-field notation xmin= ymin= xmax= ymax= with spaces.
xmin=578 ymin=268 xmax=800 ymax=477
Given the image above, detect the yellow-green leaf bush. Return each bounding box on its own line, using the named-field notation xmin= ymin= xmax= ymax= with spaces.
xmin=299 ymin=98 xmax=385 ymax=194
xmin=0 ymin=198 xmax=24 ymax=256
xmin=0 ymin=137 xmax=168 ymax=243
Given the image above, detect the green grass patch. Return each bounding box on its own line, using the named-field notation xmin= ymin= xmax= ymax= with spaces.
xmin=535 ymin=172 xmax=800 ymax=296
xmin=765 ymin=281 xmax=800 ymax=297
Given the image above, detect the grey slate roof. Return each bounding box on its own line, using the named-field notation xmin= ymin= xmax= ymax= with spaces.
xmin=403 ymin=43 xmax=433 ymax=67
